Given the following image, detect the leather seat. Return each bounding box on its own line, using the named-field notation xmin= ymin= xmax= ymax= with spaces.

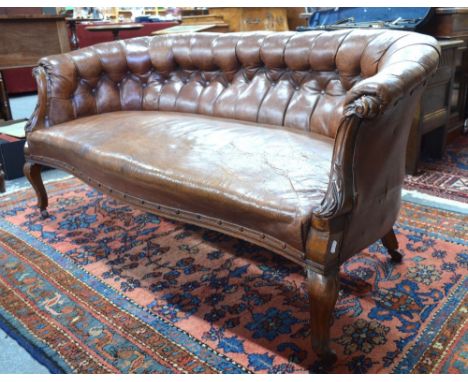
xmin=28 ymin=110 xmax=334 ymax=250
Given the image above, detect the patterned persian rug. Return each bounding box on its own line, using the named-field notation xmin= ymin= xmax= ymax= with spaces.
xmin=404 ymin=135 xmax=468 ymax=203
xmin=0 ymin=177 xmax=466 ymax=373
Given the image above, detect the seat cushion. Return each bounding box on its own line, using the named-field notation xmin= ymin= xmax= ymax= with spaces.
xmin=27 ymin=111 xmax=334 ymax=251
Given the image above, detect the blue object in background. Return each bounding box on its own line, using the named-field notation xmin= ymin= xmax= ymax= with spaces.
xmin=303 ymin=7 xmax=433 ymax=31
xmin=135 ymin=16 xmax=152 ymax=23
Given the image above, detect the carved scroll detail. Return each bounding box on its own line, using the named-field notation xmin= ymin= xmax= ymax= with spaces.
xmin=314 ymin=161 xmax=345 ymax=218
xmin=344 ymin=95 xmax=381 ymax=119
xmin=313 ymin=95 xmax=382 ymax=219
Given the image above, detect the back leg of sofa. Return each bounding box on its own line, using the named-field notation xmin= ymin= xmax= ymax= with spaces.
xmin=381 ymin=228 xmax=403 ymax=262
xmin=24 ymin=162 xmax=49 ymax=219
xmin=306 ymin=267 xmax=339 ymax=367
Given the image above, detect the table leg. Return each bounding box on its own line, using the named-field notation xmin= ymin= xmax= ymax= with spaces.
xmin=69 ymin=20 xmax=79 ymax=50
xmin=0 ymin=162 xmax=5 ymax=193
xmin=0 ymin=71 xmax=13 ymax=121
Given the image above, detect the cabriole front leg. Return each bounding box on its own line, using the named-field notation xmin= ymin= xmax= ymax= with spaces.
xmin=305 ymin=215 xmax=344 ymax=366
xmin=24 ymin=161 xmax=49 ymax=219
xmin=306 ymin=267 xmax=339 ymax=366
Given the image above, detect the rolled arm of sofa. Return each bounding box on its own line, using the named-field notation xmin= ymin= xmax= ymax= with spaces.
xmin=344 ymin=36 xmax=441 ymax=119
xmin=26 ymin=66 xmax=49 ymax=133
xmin=27 ymin=37 xmax=152 ymax=133
xmin=315 ymin=35 xmax=441 ymax=220
xmin=26 ymin=54 xmax=82 ymax=133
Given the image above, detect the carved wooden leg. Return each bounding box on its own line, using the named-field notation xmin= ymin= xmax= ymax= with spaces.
xmin=306 ymin=268 xmax=339 ymax=366
xmin=23 ymin=162 xmax=49 ymax=219
xmin=381 ymin=228 xmax=403 ymax=262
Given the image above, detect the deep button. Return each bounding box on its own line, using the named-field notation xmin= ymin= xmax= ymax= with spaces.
xmin=295 ymin=86 xmax=300 ymax=90
xmin=271 ymin=82 xmax=276 ymax=87
xmin=321 ymin=90 xmax=325 ymax=95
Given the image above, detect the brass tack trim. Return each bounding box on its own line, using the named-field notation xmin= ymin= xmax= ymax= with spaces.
xmin=27 ymin=155 xmax=306 ymax=266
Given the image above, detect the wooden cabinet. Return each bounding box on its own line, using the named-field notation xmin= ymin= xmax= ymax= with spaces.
xmin=0 ymin=15 xmax=70 ymax=121
xmin=0 ymin=15 xmax=70 ymax=69
xmin=209 ymin=8 xmax=289 ymax=32
xmin=180 ymin=15 xmax=229 ymax=33
xmin=406 ymin=39 xmax=465 ymax=174
xmin=405 ymin=7 xmax=468 ymax=174
xmin=422 ymin=7 xmax=468 ymax=136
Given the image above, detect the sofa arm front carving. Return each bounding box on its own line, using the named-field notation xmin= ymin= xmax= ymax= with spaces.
xmin=25 ymin=66 xmax=49 ymax=134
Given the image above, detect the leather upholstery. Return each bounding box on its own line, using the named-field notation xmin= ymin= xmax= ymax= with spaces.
xmin=33 ymin=30 xmax=438 ymax=139
xmin=26 ymin=30 xmax=440 ymax=265
xmin=27 ymin=111 xmax=334 ymax=251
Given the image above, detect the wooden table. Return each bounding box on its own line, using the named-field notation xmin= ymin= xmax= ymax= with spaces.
xmin=66 ymin=17 xmax=102 ymax=50
xmin=86 ymin=23 xmax=144 ymax=41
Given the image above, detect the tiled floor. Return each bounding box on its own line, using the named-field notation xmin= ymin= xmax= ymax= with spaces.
xmin=8 ymin=94 xmax=37 ymax=120
xmin=0 ymin=327 xmax=49 ymax=374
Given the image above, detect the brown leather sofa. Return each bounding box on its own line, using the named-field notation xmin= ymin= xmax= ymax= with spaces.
xmin=24 ymin=30 xmax=440 ymax=365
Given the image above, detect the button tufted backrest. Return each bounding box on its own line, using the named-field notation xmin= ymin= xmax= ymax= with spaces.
xmin=38 ymin=30 xmax=438 ymax=138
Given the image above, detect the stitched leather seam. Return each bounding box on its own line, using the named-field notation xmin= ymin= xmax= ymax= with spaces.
xmin=332 ymin=30 xmax=354 ymax=69
xmin=375 ymin=32 xmax=412 ymax=70
xmin=358 ymin=31 xmax=386 ymax=78
xmin=280 ymin=78 xmax=297 ymax=127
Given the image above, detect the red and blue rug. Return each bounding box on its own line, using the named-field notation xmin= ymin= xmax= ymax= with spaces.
xmin=404 ymin=135 xmax=468 ymax=203
xmin=0 ymin=177 xmax=466 ymax=373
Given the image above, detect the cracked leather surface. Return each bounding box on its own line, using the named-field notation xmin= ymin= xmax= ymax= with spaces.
xmin=28 ymin=111 xmax=334 ymax=250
